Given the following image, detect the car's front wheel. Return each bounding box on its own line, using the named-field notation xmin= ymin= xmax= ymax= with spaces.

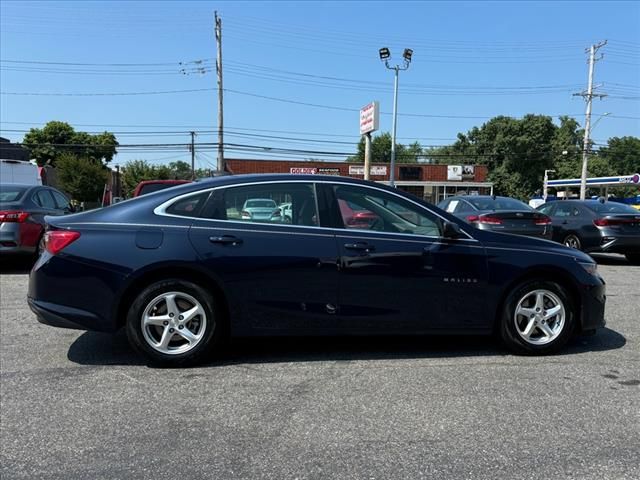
xmin=500 ymin=280 xmax=575 ymax=354
xmin=126 ymin=279 xmax=221 ymax=367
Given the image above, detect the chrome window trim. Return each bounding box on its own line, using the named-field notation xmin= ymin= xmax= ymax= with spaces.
xmin=153 ymin=179 xmax=477 ymax=242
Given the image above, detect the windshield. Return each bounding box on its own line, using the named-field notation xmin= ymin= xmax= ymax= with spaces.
xmin=467 ymin=197 xmax=531 ymax=211
xmin=0 ymin=186 xmax=27 ymax=202
xmin=585 ymin=202 xmax=639 ymax=214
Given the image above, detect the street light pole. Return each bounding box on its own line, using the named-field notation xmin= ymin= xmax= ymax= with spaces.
xmin=379 ymin=47 xmax=413 ymax=188
xmin=390 ymin=67 xmax=399 ymax=186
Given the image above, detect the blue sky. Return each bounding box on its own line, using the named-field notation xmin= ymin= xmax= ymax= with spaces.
xmin=1 ymin=0 xmax=638 ymax=171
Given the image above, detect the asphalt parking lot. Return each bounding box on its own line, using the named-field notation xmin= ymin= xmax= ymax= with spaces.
xmin=1 ymin=254 xmax=638 ymax=480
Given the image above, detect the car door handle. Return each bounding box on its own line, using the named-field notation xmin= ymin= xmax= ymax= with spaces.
xmin=344 ymin=242 xmax=375 ymax=252
xmin=561 ymin=220 xmax=569 ymax=225
xmin=209 ymin=235 xmax=243 ymax=245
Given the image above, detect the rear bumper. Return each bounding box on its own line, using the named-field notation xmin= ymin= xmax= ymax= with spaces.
xmin=28 ymin=297 xmax=112 ymax=332
xmin=28 ymin=254 xmax=126 ymax=333
xmin=597 ymin=235 xmax=640 ymax=254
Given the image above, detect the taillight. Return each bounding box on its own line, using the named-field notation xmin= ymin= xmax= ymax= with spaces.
xmin=0 ymin=211 xmax=29 ymax=223
xmin=535 ymin=215 xmax=552 ymax=225
xmin=44 ymin=231 xmax=80 ymax=255
xmin=467 ymin=214 xmax=502 ymax=225
xmin=594 ymin=218 xmax=638 ymax=227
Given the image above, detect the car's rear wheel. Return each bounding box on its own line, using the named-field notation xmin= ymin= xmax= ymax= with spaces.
xmin=625 ymin=253 xmax=640 ymax=265
xmin=126 ymin=279 xmax=220 ymax=367
xmin=563 ymin=233 xmax=582 ymax=250
xmin=500 ymin=280 xmax=575 ymax=354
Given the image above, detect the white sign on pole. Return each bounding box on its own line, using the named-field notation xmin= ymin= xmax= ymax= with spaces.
xmin=447 ymin=165 xmax=462 ymax=181
xmin=359 ymin=101 xmax=380 ymax=135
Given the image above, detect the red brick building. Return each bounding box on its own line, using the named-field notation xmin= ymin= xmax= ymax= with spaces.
xmin=226 ymin=159 xmax=493 ymax=204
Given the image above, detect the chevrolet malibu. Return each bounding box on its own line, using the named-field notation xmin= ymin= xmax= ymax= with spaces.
xmin=28 ymin=175 xmax=606 ymax=366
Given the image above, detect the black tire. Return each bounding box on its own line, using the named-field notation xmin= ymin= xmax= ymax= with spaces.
xmin=500 ymin=280 xmax=575 ymax=355
xmin=562 ymin=233 xmax=582 ymax=250
xmin=126 ymin=279 xmax=221 ymax=367
xmin=625 ymin=253 xmax=640 ymax=265
xmin=32 ymin=233 xmax=46 ymax=263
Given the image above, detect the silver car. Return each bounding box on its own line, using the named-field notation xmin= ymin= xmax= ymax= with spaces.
xmin=241 ymin=198 xmax=281 ymax=222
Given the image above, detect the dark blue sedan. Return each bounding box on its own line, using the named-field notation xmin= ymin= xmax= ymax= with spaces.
xmin=28 ymin=175 xmax=606 ymax=366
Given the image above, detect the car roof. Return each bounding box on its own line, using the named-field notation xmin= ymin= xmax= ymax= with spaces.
xmin=137 ymin=180 xmax=191 ymax=185
xmin=444 ymin=195 xmax=514 ymax=201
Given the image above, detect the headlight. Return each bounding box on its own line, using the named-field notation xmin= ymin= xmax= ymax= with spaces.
xmin=578 ymin=262 xmax=598 ymax=275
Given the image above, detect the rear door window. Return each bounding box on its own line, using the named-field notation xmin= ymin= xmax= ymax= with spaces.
xmin=217 ymin=183 xmax=318 ymax=227
xmin=34 ymin=190 xmax=56 ymax=209
xmin=51 ymin=191 xmax=70 ymax=210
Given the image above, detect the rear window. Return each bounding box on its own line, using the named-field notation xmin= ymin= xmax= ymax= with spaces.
xmin=467 ymin=197 xmax=531 ymax=211
xmin=0 ymin=186 xmax=27 ymax=202
xmin=584 ymin=202 xmax=639 ymax=214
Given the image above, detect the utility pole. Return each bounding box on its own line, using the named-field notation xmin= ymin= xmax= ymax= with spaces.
xmin=574 ymin=40 xmax=607 ymax=200
xmin=190 ymin=131 xmax=196 ymax=180
xmin=214 ymin=11 xmax=224 ymax=174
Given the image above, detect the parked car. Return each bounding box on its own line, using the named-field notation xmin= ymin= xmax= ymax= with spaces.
xmin=133 ymin=180 xmax=191 ymax=197
xmin=536 ymin=199 xmax=640 ymax=263
xmin=438 ymin=195 xmax=552 ymax=239
xmin=240 ymin=198 xmax=281 ymax=222
xmin=0 ymin=184 xmax=73 ymax=256
xmin=338 ymin=198 xmax=379 ymax=229
xmin=0 ymin=159 xmax=42 ymax=185
xmin=29 ymin=174 xmax=605 ymax=366
xmin=278 ymin=202 xmax=293 ymax=223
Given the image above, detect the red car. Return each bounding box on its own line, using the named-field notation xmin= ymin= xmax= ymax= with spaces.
xmin=133 ymin=180 xmax=191 ymax=197
xmin=338 ymin=199 xmax=379 ymax=229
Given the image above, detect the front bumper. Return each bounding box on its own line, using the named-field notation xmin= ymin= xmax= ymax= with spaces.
xmin=579 ymin=280 xmax=606 ymax=332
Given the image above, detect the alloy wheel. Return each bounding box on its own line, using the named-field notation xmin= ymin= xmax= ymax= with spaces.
xmin=513 ymin=289 xmax=566 ymax=346
xmin=140 ymin=291 xmax=207 ymax=355
xmin=564 ymin=235 xmax=581 ymax=250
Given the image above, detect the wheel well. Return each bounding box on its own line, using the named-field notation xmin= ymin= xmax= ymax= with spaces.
xmin=493 ymin=267 xmax=582 ymax=333
xmin=114 ymin=266 xmax=230 ymax=331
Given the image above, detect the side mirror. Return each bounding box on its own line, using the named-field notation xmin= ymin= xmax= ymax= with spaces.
xmin=442 ymin=220 xmax=464 ymax=239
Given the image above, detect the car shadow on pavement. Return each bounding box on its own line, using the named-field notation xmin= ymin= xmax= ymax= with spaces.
xmin=67 ymin=327 xmax=626 ymax=367
xmin=0 ymin=256 xmax=33 ymax=274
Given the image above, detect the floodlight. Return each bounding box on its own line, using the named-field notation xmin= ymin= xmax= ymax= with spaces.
xmin=403 ymin=48 xmax=413 ymax=62
xmin=379 ymin=47 xmax=391 ymax=60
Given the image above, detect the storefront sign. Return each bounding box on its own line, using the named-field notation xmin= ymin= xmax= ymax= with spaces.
xmin=317 ymin=167 xmax=341 ymax=175
xmin=447 ymin=165 xmax=463 ymax=181
xmin=290 ymin=167 xmax=317 ymax=174
xmin=349 ymin=165 xmax=388 ymax=176
xmin=462 ymin=165 xmax=475 ymax=179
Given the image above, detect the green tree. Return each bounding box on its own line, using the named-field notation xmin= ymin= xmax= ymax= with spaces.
xmin=56 ymin=153 xmax=108 ymax=202
xmin=22 ymin=121 xmax=118 ymax=166
xmin=348 ymin=132 xmax=418 ymax=163
xmin=597 ymin=136 xmax=640 ymax=175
